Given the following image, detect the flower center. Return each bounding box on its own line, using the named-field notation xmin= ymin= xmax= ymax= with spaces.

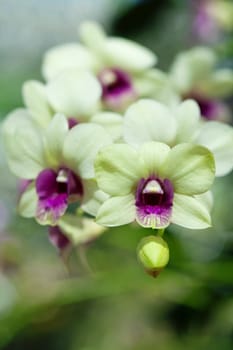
xmin=68 ymin=117 xmax=79 ymax=129
xmin=98 ymin=67 xmax=136 ymax=110
xmin=135 ymin=177 xmax=174 ymax=229
xmin=35 ymin=168 xmax=83 ymax=225
xmin=141 ymin=179 xmax=164 ymax=207
xmin=184 ymin=93 xmax=223 ymax=121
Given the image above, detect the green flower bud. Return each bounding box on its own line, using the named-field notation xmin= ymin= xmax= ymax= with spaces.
xmin=137 ymin=235 xmax=169 ymax=277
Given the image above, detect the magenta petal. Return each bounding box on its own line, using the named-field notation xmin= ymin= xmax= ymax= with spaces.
xmin=49 ymin=225 xmax=70 ymax=251
xmin=36 ymin=193 xmax=68 ymax=225
xmin=36 ymin=169 xmax=57 ymax=199
xmin=68 ymin=118 xmax=78 ymax=129
xmin=136 ymin=205 xmax=172 ymax=229
xmin=35 ymin=167 xmax=84 ymax=224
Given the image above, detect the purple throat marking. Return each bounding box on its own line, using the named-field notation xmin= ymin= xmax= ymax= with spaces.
xmin=98 ymin=67 xmax=136 ymax=109
xmin=35 ymin=168 xmax=83 ymax=224
xmin=184 ymin=93 xmax=223 ymax=121
xmin=135 ymin=176 xmax=174 ymax=229
xmin=68 ymin=117 xmax=79 ymax=129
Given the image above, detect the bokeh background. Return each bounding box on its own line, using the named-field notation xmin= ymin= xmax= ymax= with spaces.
xmin=0 ymin=1 xmax=233 ymax=349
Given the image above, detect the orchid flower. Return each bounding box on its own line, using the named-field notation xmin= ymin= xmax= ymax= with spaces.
xmin=170 ymin=47 xmax=233 ymax=121
xmin=193 ymin=0 xmax=233 ymax=42
xmin=2 ymin=112 xmax=111 ymax=225
xmin=49 ymin=213 xmax=106 ymax=251
xmin=41 ymin=21 xmax=169 ymax=111
xmin=123 ymin=99 xmax=233 ymax=177
xmin=94 ymin=141 xmax=215 ymax=230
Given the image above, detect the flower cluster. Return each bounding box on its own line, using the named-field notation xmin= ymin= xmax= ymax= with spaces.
xmin=2 ymin=21 xmax=233 ymax=276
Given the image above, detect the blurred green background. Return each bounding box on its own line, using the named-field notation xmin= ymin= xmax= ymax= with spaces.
xmin=0 ymin=1 xmax=233 ymax=349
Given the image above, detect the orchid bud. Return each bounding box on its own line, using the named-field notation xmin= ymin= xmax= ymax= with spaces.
xmin=137 ymin=235 xmax=169 ymax=277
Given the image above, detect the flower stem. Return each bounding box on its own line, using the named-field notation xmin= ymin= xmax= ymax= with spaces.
xmin=157 ymin=228 xmax=165 ymax=237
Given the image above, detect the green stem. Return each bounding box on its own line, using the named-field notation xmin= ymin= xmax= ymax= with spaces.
xmin=157 ymin=228 xmax=165 ymax=237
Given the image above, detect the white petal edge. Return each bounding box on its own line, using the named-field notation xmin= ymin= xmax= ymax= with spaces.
xmin=91 ymin=112 xmax=123 ymax=141
xmin=195 ymin=121 xmax=233 ymax=177
xmin=2 ymin=109 xmax=45 ymax=178
xmin=22 ymin=80 xmax=52 ymax=127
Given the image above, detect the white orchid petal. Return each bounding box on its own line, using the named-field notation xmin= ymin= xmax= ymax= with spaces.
xmin=46 ymin=69 xmax=102 ymax=117
xmin=124 ymin=99 xmax=177 ymax=147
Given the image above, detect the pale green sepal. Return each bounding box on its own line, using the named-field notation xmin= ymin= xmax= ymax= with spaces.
xmin=172 ymin=193 xmax=212 ymax=229
xmin=170 ymin=47 xmax=217 ymax=93
xmin=161 ymin=143 xmax=215 ymax=195
xmin=22 ymin=80 xmax=53 ymax=127
xmin=102 ymin=38 xmax=157 ymax=72
xmin=96 ymin=194 xmax=136 ymax=227
xmin=91 ymin=112 xmax=123 ymax=141
xmin=174 ymin=99 xmax=201 ymax=143
xmin=58 ymin=214 xmax=106 ymax=246
xmin=95 ymin=143 xmax=143 ymax=196
xmin=63 ymin=123 xmax=112 ymax=179
xmin=134 ymin=69 xmax=180 ymax=106
xmin=124 ymin=99 xmax=176 ymax=147
xmin=18 ymin=183 xmax=37 ymax=218
xmin=43 ymin=114 xmax=69 ymax=168
xmin=79 ymin=21 xmax=106 ymax=54
xmin=42 ymin=43 xmax=98 ymax=80
xmin=198 ymin=69 xmax=233 ymax=98
xmin=46 ymin=69 xmax=102 ymax=117
xmin=139 ymin=142 xmax=170 ymax=177
xmin=195 ymin=121 xmax=233 ymax=177
xmin=2 ymin=109 xmax=45 ymax=179
xmin=194 ymin=191 xmax=213 ymax=212
xmin=81 ymin=179 xmax=109 ymax=216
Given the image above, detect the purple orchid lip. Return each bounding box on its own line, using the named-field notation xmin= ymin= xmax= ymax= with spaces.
xmin=35 ymin=168 xmax=83 ymax=225
xmin=192 ymin=0 xmax=219 ymax=42
xmin=98 ymin=67 xmax=137 ymax=110
xmin=184 ymin=93 xmax=226 ymax=121
xmin=135 ymin=176 xmax=174 ymax=229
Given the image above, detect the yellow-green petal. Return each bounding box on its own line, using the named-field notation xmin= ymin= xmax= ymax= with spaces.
xmin=2 ymin=109 xmax=45 ymax=178
xmin=96 ymin=194 xmax=135 ymax=227
xmin=95 ymin=143 xmax=142 ymax=196
xmin=172 ymin=193 xmax=212 ymax=229
xmin=18 ymin=183 xmax=37 ymax=218
xmin=161 ymin=143 xmax=215 ymax=195
xmin=22 ymin=80 xmax=52 ymax=127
